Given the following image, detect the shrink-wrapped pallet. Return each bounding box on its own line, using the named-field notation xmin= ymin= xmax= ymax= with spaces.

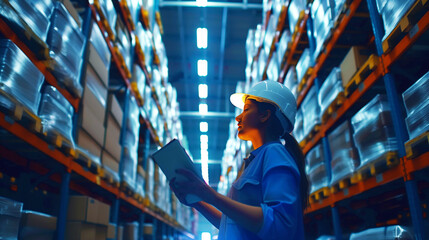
xmin=351 ymin=95 xmax=398 ymax=168
xmin=288 ymin=0 xmax=307 ymax=36
xmin=0 ymin=40 xmax=44 ymax=115
xmin=350 ymin=225 xmax=413 ymax=240
xmin=276 ymin=30 xmax=291 ymax=66
xmin=39 ymin=85 xmax=74 ymax=145
xmin=293 ymin=108 xmax=304 ymax=143
xmin=328 ymin=121 xmax=359 ymax=185
xmin=8 ymin=0 xmax=54 ymax=41
xmin=47 ymin=2 xmax=84 ymax=97
xmin=296 ymin=48 xmax=311 ymax=83
xmin=122 ymin=96 xmax=140 ymax=187
xmin=318 ymin=67 xmax=343 ymax=117
xmin=302 ymin=86 xmax=321 ymax=138
xmin=0 ymin=196 xmax=23 ymax=239
xmin=306 ymin=143 xmax=328 ymax=194
xmin=90 ymin=22 xmax=111 ymax=68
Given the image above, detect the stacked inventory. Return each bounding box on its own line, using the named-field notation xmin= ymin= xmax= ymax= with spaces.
xmin=302 ymin=86 xmax=320 ymax=138
xmin=122 ymin=96 xmax=140 ymax=190
xmin=328 ymin=121 xmax=359 ymax=186
xmin=318 ymin=67 xmax=343 ymax=120
xmin=402 ymin=71 xmax=429 ymax=140
xmin=351 ymin=95 xmax=398 ymax=169
xmin=306 ymin=144 xmax=328 ymax=194
xmin=311 ymin=0 xmax=333 ymax=60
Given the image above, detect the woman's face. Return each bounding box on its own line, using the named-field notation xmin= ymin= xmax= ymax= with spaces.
xmin=235 ymin=99 xmax=262 ymax=141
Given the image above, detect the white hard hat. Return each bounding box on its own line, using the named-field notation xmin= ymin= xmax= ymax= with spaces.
xmin=230 ymin=80 xmax=297 ymax=133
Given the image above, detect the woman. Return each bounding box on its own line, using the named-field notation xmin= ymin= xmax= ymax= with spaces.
xmin=170 ymin=80 xmax=308 ymax=240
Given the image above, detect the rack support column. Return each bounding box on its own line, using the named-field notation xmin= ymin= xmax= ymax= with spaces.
xmin=56 ymin=171 xmax=70 ymax=240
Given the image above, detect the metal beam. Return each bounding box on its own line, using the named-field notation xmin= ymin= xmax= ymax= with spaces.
xmin=159 ymin=0 xmax=262 ymax=9
xmin=180 ymin=111 xmax=235 ymax=118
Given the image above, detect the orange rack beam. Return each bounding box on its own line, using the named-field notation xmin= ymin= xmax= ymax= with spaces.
xmin=0 ymin=18 xmax=80 ymax=111
xmin=296 ymin=0 xmax=363 ymax=108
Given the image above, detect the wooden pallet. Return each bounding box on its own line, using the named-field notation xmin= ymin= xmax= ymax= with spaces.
xmin=299 ymin=124 xmax=321 ymax=148
xmin=382 ymin=0 xmax=429 ymax=53
xmin=75 ymin=148 xmax=102 ymax=175
xmin=0 ymin=90 xmax=42 ymax=133
xmin=44 ymin=129 xmax=76 ymax=157
xmin=100 ymin=166 xmax=120 ymax=188
xmin=120 ymin=180 xmax=135 ymax=196
xmin=405 ymin=131 xmax=429 ymax=159
xmin=330 ymin=176 xmax=352 ymax=194
xmin=130 ymin=82 xmax=144 ymax=106
xmin=113 ymin=46 xmax=132 ymax=78
xmin=119 ymin=0 xmax=136 ymax=31
xmin=297 ymin=67 xmax=314 ymax=92
xmin=309 ymin=186 xmax=330 ymax=204
xmin=321 ymin=92 xmax=346 ymax=123
xmin=350 ymin=151 xmax=399 ymax=184
xmin=93 ymin=0 xmax=116 ymax=41
xmin=344 ymin=54 xmax=379 ymax=96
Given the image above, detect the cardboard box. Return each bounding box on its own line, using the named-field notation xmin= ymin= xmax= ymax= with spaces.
xmin=89 ymin=43 xmax=109 ymax=87
xmin=107 ymin=223 xmax=116 ymax=239
xmin=107 ymin=94 xmax=123 ymax=127
xmin=123 ymin=222 xmax=138 ymax=240
xmin=340 ymin=46 xmax=368 ymax=87
xmin=77 ymin=129 xmax=102 ymax=159
xmin=65 ymin=222 xmax=107 ymax=240
xmin=102 ymin=150 xmax=119 ymax=173
xmin=117 ymin=225 xmax=124 ymax=240
xmin=67 ymin=196 xmax=110 ymax=226
xmin=19 ymin=211 xmax=57 ymax=240
xmin=81 ymin=105 xmax=106 ymax=146
xmin=104 ymin=114 xmax=122 ymax=161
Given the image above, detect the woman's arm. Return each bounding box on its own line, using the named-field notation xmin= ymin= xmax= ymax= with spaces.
xmin=192 ymin=201 xmax=222 ymax=228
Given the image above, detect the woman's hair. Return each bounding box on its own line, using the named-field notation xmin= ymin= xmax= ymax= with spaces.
xmin=250 ymin=99 xmax=309 ymax=210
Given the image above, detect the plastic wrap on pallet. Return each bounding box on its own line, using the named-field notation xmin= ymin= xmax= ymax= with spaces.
xmin=76 ymin=145 xmax=101 ymax=166
xmin=132 ymin=64 xmax=146 ymax=99
xmin=90 ymin=0 xmax=117 ymax=36
xmin=0 ymin=40 xmax=44 ymax=115
xmin=406 ymin=101 xmax=429 ymax=140
xmin=145 ymin=157 xmax=155 ymax=203
xmin=296 ymin=48 xmax=312 ymax=83
xmin=135 ymin=171 xmax=146 ymax=198
xmin=0 ymin=196 xmax=23 ymax=239
xmin=122 ymin=97 xmax=139 ymax=187
xmin=307 ymin=162 xmax=329 ymax=194
xmin=90 ymin=22 xmax=111 ymax=68
xmin=135 ymin=22 xmax=153 ymax=67
xmin=125 ymin=96 xmax=140 ymax=141
xmin=264 ymin=14 xmax=278 ymax=57
xmin=153 ymin=24 xmax=168 ymax=68
xmin=254 ymin=24 xmax=263 ymax=51
xmin=293 ymin=107 xmax=304 ymax=143
xmin=375 ymin=0 xmax=388 ymax=12
xmin=246 ymin=29 xmax=256 ymax=64
xmin=103 ymin=162 xmax=120 ymax=183
xmin=380 ymin=0 xmax=416 ymax=43
xmin=352 ymin=95 xmax=397 ymax=168
xmin=284 ymin=67 xmax=298 ymax=98
xmin=332 ymin=0 xmax=347 ymax=20
xmin=311 ymin=0 xmax=329 ymax=20
xmin=288 ymin=0 xmax=307 ymax=35
xmin=350 ymin=225 xmax=413 ymax=240
xmin=47 ymin=2 xmax=84 ymax=97
xmin=313 ymin=6 xmax=332 ymax=59
xmin=125 ymin=0 xmax=141 ymax=25
xmin=318 ymin=67 xmax=343 ymax=116
xmin=402 ymin=71 xmax=429 ymax=116
xmin=39 ymin=85 xmax=75 ymax=145
xmin=306 ymin=143 xmax=324 ymax=170
xmin=8 ymin=0 xmax=54 ymax=42
xmin=276 ymin=30 xmax=291 ymax=66
xmin=258 ymin=50 xmax=268 ymax=81
xmin=302 ymin=86 xmax=321 ymax=138
xmin=267 ymin=53 xmax=279 ymax=82
xmin=328 ymin=121 xmax=359 ymax=185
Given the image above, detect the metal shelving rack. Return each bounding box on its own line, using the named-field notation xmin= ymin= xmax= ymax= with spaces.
xmin=243 ymin=0 xmax=429 ymax=239
xmin=0 ymin=0 xmax=194 ymax=239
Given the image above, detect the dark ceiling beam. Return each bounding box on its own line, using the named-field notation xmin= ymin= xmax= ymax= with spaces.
xmin=177 ymin=6 xmax=191 ymax=111
xmin=159 ymin=0 xmax=262 ymax=9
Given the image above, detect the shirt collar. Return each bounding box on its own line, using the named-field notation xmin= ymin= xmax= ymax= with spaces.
xmin=250 ymin=140 xmax=282 ymax=159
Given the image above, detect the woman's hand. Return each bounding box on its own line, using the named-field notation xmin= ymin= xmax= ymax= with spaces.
xmin=169 ymin=168 xmax=216 ymax=206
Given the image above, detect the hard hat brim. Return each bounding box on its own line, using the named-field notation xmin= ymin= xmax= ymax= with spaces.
xmin=230 ymin=93 xmax=246 ymax=109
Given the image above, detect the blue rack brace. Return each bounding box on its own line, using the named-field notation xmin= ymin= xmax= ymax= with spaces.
xmin=366 ymin=0 xmax=426 ymax=239
xmin=56 ymin=171 xmax=71 ymax=240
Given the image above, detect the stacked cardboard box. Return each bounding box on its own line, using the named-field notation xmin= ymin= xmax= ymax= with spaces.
xmin=65 ymin=196 xmax=110 ymax=240
xmin=19 ymin=211 xmax=57 ymax=240
xmin=340 ymin=46 xmax=369 ymax=88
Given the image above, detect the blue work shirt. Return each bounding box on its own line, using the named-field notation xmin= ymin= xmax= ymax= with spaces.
xmin=218 ymin=141 xmax=305 ymax=240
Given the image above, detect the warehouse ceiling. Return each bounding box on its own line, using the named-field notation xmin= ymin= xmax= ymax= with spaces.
xmin=159 ymin=0 xmax=262 ymax=188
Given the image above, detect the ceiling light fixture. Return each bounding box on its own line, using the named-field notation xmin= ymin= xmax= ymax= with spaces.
xmin=200 ymin=121 xmax=208 ymax=132
xmin=196 ymin=0 xmax=207 ymax=7
xmin=199 ymin=103 xmax=208 ymax=114
xmin=200 ymin=134 xmax=208 ymax=143
xmin=197 ymin=28 xmax=207 ymax=49
xmin=198 ymin=84 xmax=208 ymax=99
xmin=198 ymin=59 xmax=208 ymax=77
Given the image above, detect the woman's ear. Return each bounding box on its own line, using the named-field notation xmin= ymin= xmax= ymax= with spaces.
xmin=259 ymin=109 xmax=272 ymax=123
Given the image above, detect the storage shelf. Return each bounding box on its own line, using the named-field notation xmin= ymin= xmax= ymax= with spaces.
xmin=0 ymin=110 xmax=192 ymax=237
xmin=296 ymin=0 xmax=364 ymax=108
xmin=0 ymin=18 xmax=80 ymax=111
